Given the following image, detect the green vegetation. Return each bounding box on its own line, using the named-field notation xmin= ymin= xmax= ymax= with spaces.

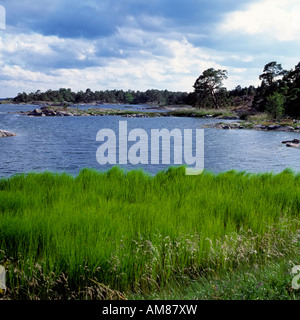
xmin=254 ymin=61 xmax=300 ymax=118
xmin=168 ymin=107 xmax=235 ymax=118
xmin=0 ymin=99 xmax=13 ymax=104
xmin=11 ymin=60 xmax=300 ymax=120
xmin=40 ymin=106 xmax=160 ymax=118
xmin=1 ymin=167 xmax=300 ymax=300
xmin=13 ymin=88 xmax=191 ymax=106
xmin=265 ymin=92 xmax=285 ymax=120
xmin=130 ymin=256 xmax=300 ymax=300
xmin=193 ymin=68 xmax=229 ymax=109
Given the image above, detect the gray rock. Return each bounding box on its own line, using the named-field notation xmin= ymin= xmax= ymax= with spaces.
xmin=0 ymin=130 xmax=16 ymax=137
xmin=28 ymin=108 xmax=43 ymax=116
xmin=286 ymin=143 xmax=300 ymax=148
xmin=267 ymin=125 xmax=278 ymax=130
xmin=286 ymin=126 xmax=295 ymax=131
xmin=277 ymin=127 xmax=290 ymax=132
xmin=282 ymin=139 xmax=300 ymax=144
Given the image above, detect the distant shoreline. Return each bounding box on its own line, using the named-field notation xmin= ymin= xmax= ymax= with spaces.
xmin=16 ymin=105 xmax=240 ymax=120
xmin=4 ymin=103 xmax=300 ymax=134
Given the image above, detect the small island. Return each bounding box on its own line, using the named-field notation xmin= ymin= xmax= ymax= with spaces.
xmin=19 ymin=105 xmax=240 ymax=120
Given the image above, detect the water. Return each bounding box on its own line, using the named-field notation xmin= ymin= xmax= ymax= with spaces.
xmin=0 ymin=104 xmax=299 ymax=177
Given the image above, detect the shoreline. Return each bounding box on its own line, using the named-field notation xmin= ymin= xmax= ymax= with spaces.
xmin=205 ymin=120 xmax=300 ymax=133
xmin=16 ymin=105 xmax=240 ymax=119
xmin=5 ymin=104 xmax=300 ymax=136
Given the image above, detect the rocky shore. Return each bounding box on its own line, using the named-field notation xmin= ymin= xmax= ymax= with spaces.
xmin=20 ymin=106 xmax=154 ymax=118
xmin=19 ymin=106 xmax=239 ymax=119
xmin=205 ymin=121 xmax=300 ymax=133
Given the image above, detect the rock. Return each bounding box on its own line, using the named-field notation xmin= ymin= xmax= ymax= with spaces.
xmin=28 ymin=108 xmax=43 ymax=116
xmin=277 ymin=127 xmax=291 ymax=132
xmin=0 ymin=130 xmax=16 ymax=137
xmin=214 ymin=124 xmax=223 ymax=129
xmin=282 ymin=138 xmax=300 ymax=148
xmin=222 ymin=116 xmax=239 ymax=120
xmin=286 ymin=126 xmax=295 ymax=131
xmin=267 ymin=125 xmax=278 ymax=130
xmin=282 ymin=139 xmax=300 ymax=144
xmin=222 ymin=125 xmax=230 ymax=129
xmin=42 ymin=108 xmax=56 ymax=116
xmin=286 ymin=143 xmax=300 ymax=148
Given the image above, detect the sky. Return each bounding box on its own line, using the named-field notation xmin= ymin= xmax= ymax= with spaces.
xmin=0 ymin=0 xmax=299 ymax=98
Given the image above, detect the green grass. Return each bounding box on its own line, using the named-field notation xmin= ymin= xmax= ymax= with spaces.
xmin=0 ymin=167 xmax=300 ymax=300
xmin=130 ymin=255 xmax=300 ymax=300
xmin=168 ymin=108 xmax=236 ymax=118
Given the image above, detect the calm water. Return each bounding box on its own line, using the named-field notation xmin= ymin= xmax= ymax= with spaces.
xmin=0 ymin=104 xmax=299 ymax=177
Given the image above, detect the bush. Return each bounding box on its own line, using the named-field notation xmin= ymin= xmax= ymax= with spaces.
xmin=266 ymin=92 xmax=285 ymax=120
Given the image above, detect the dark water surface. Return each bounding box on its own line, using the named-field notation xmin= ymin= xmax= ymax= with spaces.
xmin=0 ymin=104 xmax=299 ymax=177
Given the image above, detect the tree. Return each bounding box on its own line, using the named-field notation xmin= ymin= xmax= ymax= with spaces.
xmin=124 ymin=92 xmax=133 ymax=104
xmin=193 ymin=68 xmax=228 ymax=108
xmin=254 ymin=61 xmax=288 ymax=111
xmin=259 ymin=61 xmax=286 ymax=87
xmin=265 ymin=92 xmax=285 ymax=120
xmin=284 ymin=62 xmax=300 ymax=117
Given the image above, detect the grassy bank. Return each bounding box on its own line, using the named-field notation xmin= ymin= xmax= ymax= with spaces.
xmin=130 ymin=254 xmax=300 ymax=300
xmin=168 ymin=107 xmax=237 ymax=118
xmin=0 ymin=167 xmax=300 ymax=300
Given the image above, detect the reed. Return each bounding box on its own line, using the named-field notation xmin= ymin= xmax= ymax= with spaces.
xmin=0 ymin=167 xmax=299 ymax=299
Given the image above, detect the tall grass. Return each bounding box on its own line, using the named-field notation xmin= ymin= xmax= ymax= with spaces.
xmin=0 ymin=167 xmax=300 ymax=299
xmin=168 ymin=108 xmax=235 ymax=117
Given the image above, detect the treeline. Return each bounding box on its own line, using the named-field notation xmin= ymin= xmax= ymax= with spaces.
xmin=192 ymin=61 xmax=300 ymax=118
xmin=253 ymin=61 xmax=300 ymax=118
xmin=12 ymin=61 xmax=300 ymax=118
xmin=13 ymin=88 xmax=191 ymax=106
xmin=12 ymin=86 xmax=256 ymax=108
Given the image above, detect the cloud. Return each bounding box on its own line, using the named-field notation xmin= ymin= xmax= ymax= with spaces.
xmin=3 ymin=0 xmax=253 ymax=39
xmin=0 ymin=34 xmax=232 ymax=95
xmin=220 ymin=0 xmax=300 ymax=41
xmin=0 ymin=0 xmax=299 ymax=97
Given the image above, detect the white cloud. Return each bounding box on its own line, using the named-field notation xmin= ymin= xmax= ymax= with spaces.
xmin=0 ymin=24 xmax=268 ymax=97
xmin=0 ymin=33 xmax=61 ymax=54
xmin=0 ymin=32 xmax=234 ymax=95
xmin=220 ymin=0 xmax=300 ymax=41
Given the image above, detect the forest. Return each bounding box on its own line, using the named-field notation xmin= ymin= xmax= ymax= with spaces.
xmin=12 ymin=61 xmax=300 ymax=118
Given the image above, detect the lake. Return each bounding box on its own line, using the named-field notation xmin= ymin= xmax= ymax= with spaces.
xmin=0 ymin=104 xmax=299 ymax=177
